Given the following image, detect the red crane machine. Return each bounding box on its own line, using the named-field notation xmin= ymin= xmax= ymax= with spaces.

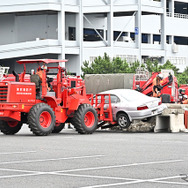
xmin=133 ymin=68 xmax=179 ymax=103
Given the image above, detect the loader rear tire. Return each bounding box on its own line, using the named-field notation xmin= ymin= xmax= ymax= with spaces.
xmin=52 ymin=123 xmax=65 ymax=133
xmin=0 ymin=120 xmax=22 ymax=135
xmin=71 ymin=104 xmax=98 ymax=134
xmin=28 ymin=103 xmax=55 ymax=136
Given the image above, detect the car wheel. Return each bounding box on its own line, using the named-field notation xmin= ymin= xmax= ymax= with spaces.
xmin=117 ymin=113 xmax=131 ymax=129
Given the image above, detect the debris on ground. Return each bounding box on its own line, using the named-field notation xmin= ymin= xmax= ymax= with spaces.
xmin=111 ymin=118 xmax=156 ymax=132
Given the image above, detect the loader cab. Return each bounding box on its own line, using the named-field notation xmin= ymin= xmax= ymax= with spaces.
xmin=16 ymin=59 xmax=68 ymax=99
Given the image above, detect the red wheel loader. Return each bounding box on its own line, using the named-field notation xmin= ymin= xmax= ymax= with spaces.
xmin=0 ymin=59 xmax=98 ymax=136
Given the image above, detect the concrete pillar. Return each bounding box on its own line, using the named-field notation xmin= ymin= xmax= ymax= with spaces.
xmin=169 ymin=0 xmax=174 ymax=17
xmin=107 ymin=0 xmax=113 ymax=48
xmin=76 ymin=0 xmax=83 ymax=76
xmin=135 ymin=0 xmax=141 ymax=63
xmin=161 ymin=0 xmax=166 ymax=50
xmin=161 ymin=0 xmax=166 ymax=63
xmin=169 ymin=35 xmax=174 ymax=44
xmin=148 ymin=34 xmax=153 ymax=44
xmin=58 ymin=0 xmax=65 ymax=67
xmin=171 ymin=35 xmax=174 ymax=44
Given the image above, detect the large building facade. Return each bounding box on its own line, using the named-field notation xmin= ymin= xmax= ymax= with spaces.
xmin=0 ymin=0 xmax=188 ymax=74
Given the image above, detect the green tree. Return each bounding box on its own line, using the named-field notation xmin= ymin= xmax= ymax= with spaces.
xmin=81 ymin=54 xmax=188 ymax=86
xmin=81 ymin=53 xmax=113 ymax=77
xmin=177 ymin=72 xmax=188 ymax=85
xmin=159 ymin=60 xmax=179 ymax=75
xmin=112 ymin=57 xmax=132 ymax=73
xmin=128 ymin=60 xmax=140 ymax=73
xmin=176 ymin=66 xmax=188 ymax=85
xmin=145 ymin=59 xmax=160 ymax=73
xmin=81 ymin=53 xmax=141 ymax=78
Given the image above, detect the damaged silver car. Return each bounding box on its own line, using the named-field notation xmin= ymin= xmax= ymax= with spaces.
xmin=100 ymin=89 xmax=167 ymax=128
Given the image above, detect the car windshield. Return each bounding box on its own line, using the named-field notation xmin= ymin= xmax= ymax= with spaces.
xmin=120 ymin=90 xmax=149 ymax=102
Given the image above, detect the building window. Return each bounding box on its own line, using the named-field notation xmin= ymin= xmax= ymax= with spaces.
xmin=153 ymin=35 xmax=160 ymax=44
xmin=114 ymin=31 xmax=120 ymax=41
xmin=142 ymin=34 xmax=148 ymax=43
xmin=130 ymin=33 xmax=135 ymax=41
xmin=174 ymin=36 xmax=188 ymax=45
xmin=84 ymin=28 xmax=104 ymax=41
xmin=69 ymin=27 xmax=76 ymax=40
xmin=166 ymin=35 xmax=170 ymax=44
xmin=175 ymin=2 xmax=188 ymax=15
xmin=113 ymin=31 xmax=127 ymax=41
xmin=166 ymin=0 xmax=169 ymax=12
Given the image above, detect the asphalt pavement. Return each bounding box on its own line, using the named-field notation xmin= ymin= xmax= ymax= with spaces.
xmin=0 ymin=125 xmax=188 ymax=188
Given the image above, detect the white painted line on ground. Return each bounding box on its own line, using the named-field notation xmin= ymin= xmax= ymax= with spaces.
xmin=0 ymin=154 xmax=105 ymax=165
xmin=52 ymin=172 xmax=138 ymax=181
xmin=0 ymin=151 xmax=36 ymax=155
xmin=55 ymin=159 xmax=183 ymax=173
xmin=147 ymin=175 xmax=188 ymax=186
xmin=0 ymin=172 xmax=46 ymax=180
xmin=79 ymin=180 xmax=146 ymax=188
xmin=78 ymin=175 xmax=187 ymax=188
xmin=0 ymin=167 xmax=43 ymax=174
xmin=152 ymin=180 xmax=188 ymax=186
xmin=149 ymin=175 xmax=182 ymax=181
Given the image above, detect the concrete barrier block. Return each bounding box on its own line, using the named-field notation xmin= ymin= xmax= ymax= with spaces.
xmin=154 ymin=115 xmax=170 ymax=132
xmin=169 ymin=114 xmax=185 ymax=132
xmin=154 ymin=114 xmax=185 ymax=133
xmin=162 ymin=108 xmax=184 ymax=115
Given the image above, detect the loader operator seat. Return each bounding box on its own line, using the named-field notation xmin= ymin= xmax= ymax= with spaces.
xmin=30 ymin=74 xmax=41 ymax=98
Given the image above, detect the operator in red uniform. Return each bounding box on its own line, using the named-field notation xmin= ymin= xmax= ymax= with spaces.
xmin=36 ymin=64 xmax=51 ymax=91
xmin=152 ymin=73 xmax=163 ymax=98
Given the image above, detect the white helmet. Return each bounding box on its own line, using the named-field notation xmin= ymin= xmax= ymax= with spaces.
xmin=41 ymin=65 xmax=47 ymax=70
xmin=183 ymin=95 xmax=188 ymax=99
xmin=157 ymin=73 xmax=163 ymax=79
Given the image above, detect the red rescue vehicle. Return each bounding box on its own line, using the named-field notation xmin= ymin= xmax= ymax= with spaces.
xmin=133 ymin=68 xmax=179 ymax=103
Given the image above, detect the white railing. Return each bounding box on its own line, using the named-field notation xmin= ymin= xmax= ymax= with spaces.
xmin=167 ymin=12 xmax=188 ymax=19
xmin=174 ymin=13 xmax=188 ymax=19
xmin=166 ymin=12 xmax=172 ymax=17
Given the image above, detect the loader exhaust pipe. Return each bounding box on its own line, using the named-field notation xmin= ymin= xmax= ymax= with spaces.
xmin=12 ymin=70 xmax=19 ymax=82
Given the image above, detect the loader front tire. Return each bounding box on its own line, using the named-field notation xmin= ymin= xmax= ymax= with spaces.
xmin=28 ymin=103 xmax=55 ymax=136
xmin=71 ymin=104 xmax=98 ymax=134
xmin=0 ymin=120 xmax=22 ymax=135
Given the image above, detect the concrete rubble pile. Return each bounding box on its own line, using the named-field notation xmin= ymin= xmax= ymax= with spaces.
xmin=111 ymin=118 xmax=156 ymax=132
xmin=127 ymin=120 xmax=155 ymax=132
